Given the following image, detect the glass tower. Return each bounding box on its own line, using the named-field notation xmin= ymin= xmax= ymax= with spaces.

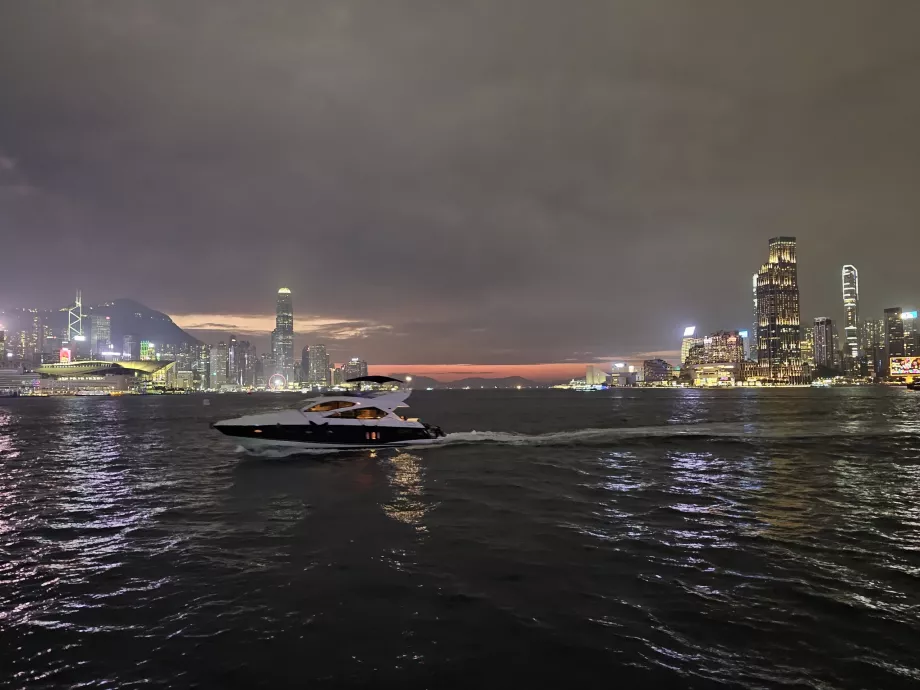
xmin=841 ymin=265 xmax=859 ymax=359
xmin=756 ymin=237 xmax=803 ymax=383
xmin=272 ymin=288 xmax=294 ymax=381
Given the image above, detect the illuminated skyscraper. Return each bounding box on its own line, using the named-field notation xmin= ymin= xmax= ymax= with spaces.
xmin=210 ymin=341 xmax=229 ymax=387
xmin=756 ymin=237 xmax=803 ymax=383
xmin=813 ymin=317 xmax=836 ymax=369
xmin=90 ymin=315 xmax=111 ymax=355
xmin=307 ymin=344 xmax=328 ymax=386
xmin=271 ymin=288 xmax=294 ymax=380
xmin=903 ymin=311 xmax=919 ymax=357
xmin=301 ymin=345 xmax=310 ymax=384
xmin=344 ymin=357 xmax=368 ymax=381
xmin=751 ymin=273 xmax=758 ymax=359
xmin=680 ymin=326 xmax=700 ymax=365
xmin=841 ymin=265 xmax=859 ymax=359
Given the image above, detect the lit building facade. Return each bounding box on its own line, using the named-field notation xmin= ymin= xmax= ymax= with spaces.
xmin=680 ymin=326 xmax=701 ymax=365
xmin=813 ymin=317 xmax=837 ymax=369
xmin=90 ymin=315 xmax=112 ymax=355
xmin=210 ymin=341 xmax=229 ymax=387
xmin=903 ymin=311 xmax=919 ymax=357
xmin=585 ymin=364 xmax=606 ymax=386
xmin=884 ymin=307 xmax=904 ymax=375
xmin=123 ymin=334 xmax=138 ymax=360
xmin=344 ymin=357 xmax=369 ymax=381
xmin=139 ymin=340 xmax=156 ymax=361
xmin=756 ymin=237 xmax=803 ymax=383
xmin=842 ymin=264 xmax=859 ymax=362
xmin=685 ymin=331 xmax=746 ymax=365
xmin=307 ymin=344 xmax=329 ymax=386
xmin=800 ymin=329 xmax=815 ymax=367
xmin=642 ymin=358 xmax=672 ymax=384
xmin=271 ymin=288 xmax=294 ymax=381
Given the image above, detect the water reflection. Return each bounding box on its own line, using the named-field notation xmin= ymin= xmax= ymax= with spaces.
xmin=0 ymin=407 xmax=18 ymax=459
xmin=380 ymin=452 xmax=431 ymax=534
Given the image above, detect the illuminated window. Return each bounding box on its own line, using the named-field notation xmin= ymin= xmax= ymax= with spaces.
xmin=328 ymin=407 xmax=388 ymax=420
xmin=304 ymin=400 xmax=357 ymax=412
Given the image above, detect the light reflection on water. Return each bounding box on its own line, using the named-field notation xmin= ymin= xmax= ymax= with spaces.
xmin=380 ymin=452 xmax=431 ymax=533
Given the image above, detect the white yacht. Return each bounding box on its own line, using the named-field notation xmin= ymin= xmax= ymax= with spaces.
xmin=212 ymin=376 xmax=445 ymax=451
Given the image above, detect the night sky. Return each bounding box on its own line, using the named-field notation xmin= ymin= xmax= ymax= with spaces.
xmin=1 ymin=2 xmax=919 ymax=380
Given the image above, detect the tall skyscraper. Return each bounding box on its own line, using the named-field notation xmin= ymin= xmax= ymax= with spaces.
xmin=271 ymin=288 xmax=294 ymax=380
xmin=751 ymin=273 xmax=758 ymax=359
xmin=123 ymin=334 xmax=138 ymax=360
xmin=343 ymin=357 xmax=368 ymax=381
xmin=884 ymin=307 xmax=904 ymax=375
xmin=860 ymin=318 xmax=885 ymax=378
xmin=307 ymin=344 xmax=328 ymax=386
xmin=903 ymin=311 xmax=919 ymax=357
xmin=841 ymin=265 xmax=859 ymax=359
xmin=813 ymin=317 xmax=837 ymax=369
xmin=210 ymin=341 xmax=229 ymax=388
xmin=680 ymin=326 xmax=700 ymax=365
xmin=301 ymin=345 xmax=310 ymax=384
xmin=800 ymin=329 xmax=815 ymax=367
xmin=90 ymin=315 xmax=112 ymax=355
xmin=756 ymin=237 xmax=802 ymax=383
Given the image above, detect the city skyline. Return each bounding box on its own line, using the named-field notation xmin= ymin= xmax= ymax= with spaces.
xmin=2 ymin=4 xmax=919 ymax=375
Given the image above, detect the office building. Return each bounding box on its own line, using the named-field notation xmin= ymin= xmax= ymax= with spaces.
xmin=685 ymin=331 xmax=745 ymax=366
xmin=90 ymin=315 xmax=112 ymax=355
xmin=123 ymin=334 xmax=138 ymax=360
xmin=344 ymin=357 xmax=369 ymax=381
xmin=841 ymin=265 xmax=859 ymax=359
xmin=301 ymin=346 xmax=310 ymax=384
xmin=210 ymin=341 xmax=229 ymax=387
xmin=751 ymin=274 xmax=758 ymax=359
xmin=139 ymin=340 xmax=156 ymax=361
xmin=271 ymin=288 xmax=294 ymax=380
xmin=884 ymin=307 xmax=905 ymax=374
xmin=756 ymin=237 xmax=803 ymax=383
xmin=680 ymin=326 xmax=701 ymax=365
xmin=643 ymin=359 xmax=672 ymax=384
xmin=813 ymin=317 xmax=837 ymax=369
xmin=800 ymin=328 xmax=815 ymax=367
xmin=331 ymin=367 xmax=345 ymax=386
xmin=307 ymin=344 xmax=329 ymax=386
xmin=901 ymin=310 xmax=919 ymax=357
xmin=585 ymin=364 xmax=606 ymax=386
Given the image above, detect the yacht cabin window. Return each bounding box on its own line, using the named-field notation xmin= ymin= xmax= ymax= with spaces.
xmin=304 ymin=400 xmax=357 ymax=412
xmin=327 ymin=407 xmax=389 ymax=420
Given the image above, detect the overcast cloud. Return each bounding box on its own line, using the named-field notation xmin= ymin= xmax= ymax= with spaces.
xmin=1 ymin=1 xmax=919 ymax=373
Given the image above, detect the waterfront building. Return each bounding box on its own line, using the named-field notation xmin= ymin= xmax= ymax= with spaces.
xmin=123 ymin=334 xmax=138 ymax=360
xmin=307 ymin=344 xmax=329 ymax=386
xmin=903 ymin=310 xmax=919 ymax=357
xmin=271 ymin=288 xmax=294 ymax=380
xmin=756 ymin=237 xmax=803 ymax=383
xmin=680 ymin=326 xmax=701 ymax=365
xmin=344 ymin=357 xmax=369 ymax=381
xmin=139 ymin=340 xmax=156 ymax=361
xmin=842 ymin=265 xmax=859 ymax=359
xmin=813 ymin=317 xmax=837 ymax=369
xmin=800 ymin=329 xmax=815 ymax=367
xmin=90 ymin=315 xmax=112 ymax=355
xmin=301 ymin=346 xmax=310 ymax=384
xmin=642 ymin=358 xmax=672 ymax=384
xmin=685 ymin=331 xmax=745 ymax=366
xmin=751 ymin=274 xmax=758 ymax=359
xmin=585 ymin=364 xmax=606 ymax=386
xmin=210 ymin=341 xmax=229 ymax=387
xmin=883 ymin=307 xmax=904 ymax=375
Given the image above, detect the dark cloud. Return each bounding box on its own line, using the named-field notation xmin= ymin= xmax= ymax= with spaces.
xmin=1 ymin=1 xmax=919 ymax=366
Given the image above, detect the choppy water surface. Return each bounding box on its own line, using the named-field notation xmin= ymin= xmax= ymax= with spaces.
xmin=1 ymin=388 xmax=919 ymax=688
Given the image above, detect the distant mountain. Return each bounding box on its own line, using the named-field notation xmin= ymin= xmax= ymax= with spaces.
xmin=86 ymin=299 xmax=201 ymax=347
xmin=387 ymin=374 xmax=540 ymax=389
xmin=450 ymin=376 xmax=539 ymax=389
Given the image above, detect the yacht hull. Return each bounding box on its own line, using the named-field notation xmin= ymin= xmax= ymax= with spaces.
xmin=229 ymin=435 xmax=444 ymax=452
